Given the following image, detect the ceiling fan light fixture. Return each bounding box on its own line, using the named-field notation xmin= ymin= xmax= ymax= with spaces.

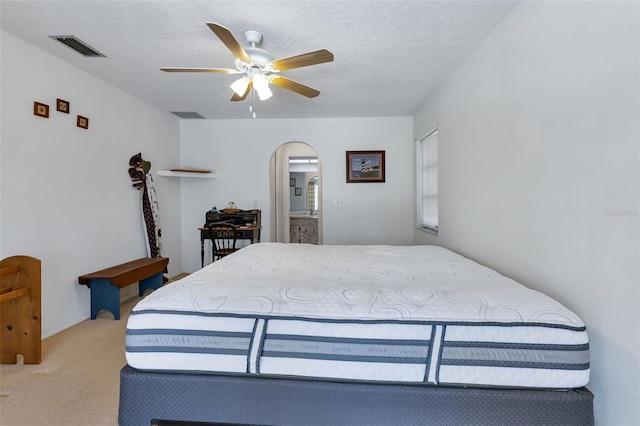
xmin=230 ymin=76 xmax=250 ymax=96
xmin=252 ymin=72 xmax=269 ymax=90
xmin=162 ymin=22 xmax=334 ymax=108
xmin=252 ymin=72 xmax=272 ymax=101
xmin=256 ymin=85 xmax=273 ymax=101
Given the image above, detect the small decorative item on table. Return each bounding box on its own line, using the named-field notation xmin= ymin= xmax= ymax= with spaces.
xmin=221 ymin=201 xmax=239 ymax=213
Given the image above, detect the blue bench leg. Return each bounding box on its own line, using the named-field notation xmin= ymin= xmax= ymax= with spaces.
xmin=138 ymin=272 xmax=163 ymax=297
xmin=90 ymin=278 xmax=121 ymax=320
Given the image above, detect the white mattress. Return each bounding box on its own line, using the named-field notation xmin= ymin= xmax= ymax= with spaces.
xmin=126 ymin=243 xmax=589 ymax=389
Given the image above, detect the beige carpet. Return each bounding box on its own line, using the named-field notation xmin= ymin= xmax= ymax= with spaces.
xmin=0 ymin=296 xmax=141 ymax=426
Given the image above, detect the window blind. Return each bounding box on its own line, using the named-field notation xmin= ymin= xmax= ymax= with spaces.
xmin=419 ymin=130 xmax=438 ymax=231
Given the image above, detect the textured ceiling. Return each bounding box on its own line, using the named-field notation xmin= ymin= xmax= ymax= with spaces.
xmin=0 ymin=1 xmax=516 ymax=119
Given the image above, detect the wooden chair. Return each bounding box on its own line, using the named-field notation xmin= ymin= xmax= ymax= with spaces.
xmin=208 ymin=222 xmax=240 ymax=262
xmin=0 ymin=255 xmax=41 ymax=364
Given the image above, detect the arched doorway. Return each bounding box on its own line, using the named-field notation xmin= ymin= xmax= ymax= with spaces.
xmin=269 ymin=142 xmax=322 ymax=244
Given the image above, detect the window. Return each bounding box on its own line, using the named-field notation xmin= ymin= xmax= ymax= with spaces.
xmin=417 ymin=129 xmax=438 ymax=234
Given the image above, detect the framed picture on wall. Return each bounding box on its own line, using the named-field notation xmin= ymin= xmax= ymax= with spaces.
xmin=33 ymin=102 xmax=49 ymax=118
xmin=77 ymin=115 xmax=89 ymax=129
xmin=295 ymin=187 xmax=302 ymax=196
xmin=346 ymin=150 xmax=385 ymax=183
xmin=290 ymin=178 xmax=296 ymax=187
xmin=57 ymin=98 xmax=70 ymax=113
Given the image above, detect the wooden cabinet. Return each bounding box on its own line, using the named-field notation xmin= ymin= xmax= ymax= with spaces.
xmin=290 ymin=216 xmax=318 ymax=244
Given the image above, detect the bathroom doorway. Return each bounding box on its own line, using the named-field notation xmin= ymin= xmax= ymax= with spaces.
xmin=269 ymin=142 xmax=322 ymax=244
xmin=289 ymin=158 xmax=318 ymax=244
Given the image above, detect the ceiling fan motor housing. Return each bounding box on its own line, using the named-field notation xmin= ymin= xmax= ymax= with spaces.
xmin=237 ymin=47 xmax=273 ymax=69
xmin=235 ymin=30 xmax=273 ymax=70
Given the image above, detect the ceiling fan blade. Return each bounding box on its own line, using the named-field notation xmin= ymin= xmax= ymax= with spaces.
xmin=270 ymin=75 xmax=321 ymax=98
xmin=161 ymin=67 xmax=239 ymax=74
xmin=206 ymin=22 xmax=252 ymax=63
xmin=271 ymin=49 xmax=334 ymax=71
xmin=231 ymin=82 xmax=252 ymax=101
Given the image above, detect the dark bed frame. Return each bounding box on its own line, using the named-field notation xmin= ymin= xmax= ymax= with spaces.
xmin=118 ymin=365 xmax=594 ymax=426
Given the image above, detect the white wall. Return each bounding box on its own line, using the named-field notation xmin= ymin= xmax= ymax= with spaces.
xmin=179 ymin=117 xmax=413 ymax=273
xmin=413 ymin=2 xmax=639 ymax=425
xmin=0 ymin=30 xmax=182 ymax=337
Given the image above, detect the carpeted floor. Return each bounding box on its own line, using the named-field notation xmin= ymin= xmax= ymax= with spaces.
xmin=0 ymin=297 xmax=141 ymax=426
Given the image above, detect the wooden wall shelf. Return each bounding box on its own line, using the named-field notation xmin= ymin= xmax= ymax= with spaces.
xmin=157 ymin=169 xmax=218 ymax=179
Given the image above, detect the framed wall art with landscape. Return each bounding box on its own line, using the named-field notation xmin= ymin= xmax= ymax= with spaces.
xmin=346 ymin=150 xmax=385 ymax=183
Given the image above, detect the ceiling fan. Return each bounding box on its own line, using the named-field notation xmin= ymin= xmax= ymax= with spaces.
xmin=161 ymin=22 xmax=334 ymax=104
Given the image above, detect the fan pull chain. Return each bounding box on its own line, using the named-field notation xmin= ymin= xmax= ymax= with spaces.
xmin=250 ymin=87 xmax=256 ymax=118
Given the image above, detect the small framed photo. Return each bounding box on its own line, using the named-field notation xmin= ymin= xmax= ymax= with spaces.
xmin=77 ymin=115 xmax=89 ymax=129
xmin=295 ymin=187 xmax=302 ymax=196
xmin=56 ymin=98 xmax=70 ymax=113
xmin=33 ymin=102 xmax=49 ymax=118
xmin=290 ymin=178 xmax=296 ymax=187
xmin=346 ymin=150 xmax=385 ymax=183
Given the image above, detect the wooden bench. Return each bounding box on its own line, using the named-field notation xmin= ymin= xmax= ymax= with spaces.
xmin=78 ymin=257 xmax=168 ymax=320
xmin=1 ymin=255 xmax=42 ymax=364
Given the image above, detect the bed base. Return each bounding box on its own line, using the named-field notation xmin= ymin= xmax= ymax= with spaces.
xmin=118 ymin=365 xmax=594 ymax=426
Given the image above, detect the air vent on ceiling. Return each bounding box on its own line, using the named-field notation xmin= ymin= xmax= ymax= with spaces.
xmin=171 ymin=112 xmax=206 ymax=119
xmin=49 ymin=35 xmax=106 ymax=57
